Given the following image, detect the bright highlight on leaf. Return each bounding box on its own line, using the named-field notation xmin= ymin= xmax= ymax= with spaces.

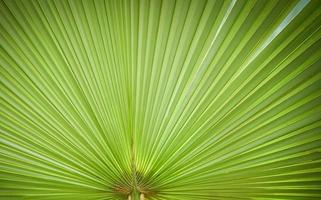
xmin=1 ymin=0 xmax=321 ymax=199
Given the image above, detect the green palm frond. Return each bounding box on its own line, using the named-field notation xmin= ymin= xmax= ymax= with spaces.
xmin=1 ymin=0 xmax=321 ymax=199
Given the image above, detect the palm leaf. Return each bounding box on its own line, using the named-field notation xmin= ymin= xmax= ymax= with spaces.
xmin=1 ymin=0 xmax=321 ymax=199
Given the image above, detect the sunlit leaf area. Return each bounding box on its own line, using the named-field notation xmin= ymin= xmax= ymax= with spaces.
xmin=1 ymin=0 xmax=321 ymax=199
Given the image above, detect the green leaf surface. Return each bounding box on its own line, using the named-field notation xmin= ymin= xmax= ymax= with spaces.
xmin=1 ymin=0 xmax=321 ymax=199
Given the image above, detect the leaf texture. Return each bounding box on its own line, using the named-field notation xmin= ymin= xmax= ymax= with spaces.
xmin=1 ymin=0 xmax=321 ymax=199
